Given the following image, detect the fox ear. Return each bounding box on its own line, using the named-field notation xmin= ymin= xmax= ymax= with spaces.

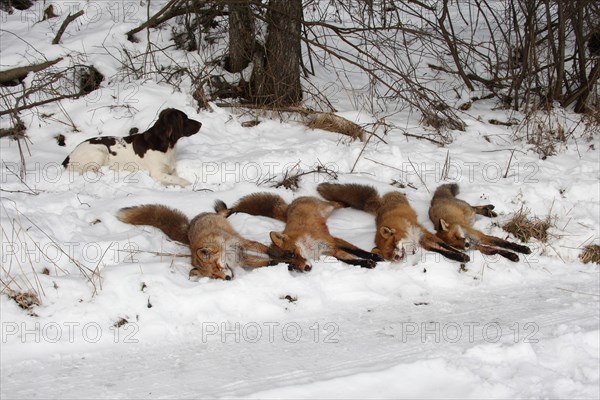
xmin=439 ymin=219 xmax=449 ymax=231
xmin=197 ymin=248 xmax=211 ymax=258
xmin=270 ymin=231 xmax=287 ymax=248
xmin=380 ymin=226 xmax=395 ymax=238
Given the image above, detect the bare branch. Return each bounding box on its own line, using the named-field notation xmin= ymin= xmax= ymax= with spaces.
xmin=0 ymin=58 xmax=63 ymax=84
xmin=52 ymin=10 xmax=84 ymax=45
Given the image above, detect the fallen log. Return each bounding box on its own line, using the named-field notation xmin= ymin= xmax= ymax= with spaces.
xmin=0 ymin=58 xmax=63 ymax=85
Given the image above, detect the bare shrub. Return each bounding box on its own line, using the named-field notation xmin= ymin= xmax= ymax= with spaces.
xmin=0 ymin=60 xmax=104 ymax=118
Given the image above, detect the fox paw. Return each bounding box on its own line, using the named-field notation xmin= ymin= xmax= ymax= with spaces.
xmin=361 ymin=259 xmax=377 ymax=269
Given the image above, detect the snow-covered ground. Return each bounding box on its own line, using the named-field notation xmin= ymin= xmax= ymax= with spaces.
xmin=1 ymin=1 xmax=599 ymax=398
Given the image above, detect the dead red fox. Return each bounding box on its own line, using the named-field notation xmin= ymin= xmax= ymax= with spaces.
xmin=225 ymin=193 xmax=383 ymax=271
xmin=117 ymin=202 xmax=280 ymax=280
xmin=317 ymin=183 xmax=470 ymax=263
xmin=428 ymin=183 xmax=531 ymax=262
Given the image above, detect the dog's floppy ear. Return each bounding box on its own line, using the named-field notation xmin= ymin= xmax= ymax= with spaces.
xmin=144 ymin=110 xmax=166 ymax=140
xmin=158 ymin=109 xmax=177 ymax=139
xmin=145 ymin=109 xmax=197 ymax=147
xmin=159 ymin=108 xmax=186 ymax=143
xmin=143 ymin=109 xmax=179 ymax=145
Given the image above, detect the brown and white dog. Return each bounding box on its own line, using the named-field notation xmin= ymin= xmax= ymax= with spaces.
xmin=62 ymin=108 xmax=201 ymax=186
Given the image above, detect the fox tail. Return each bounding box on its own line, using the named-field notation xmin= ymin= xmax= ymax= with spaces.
xmin=431 ymin=183 xmax=459 ymax=201
xmin=117 ymin=204 xmax=190 ymax=244
xmin=317 ymin=183 xmax=381 ymax=214
xmin=224 ymin=193 xmax=288 ymax=222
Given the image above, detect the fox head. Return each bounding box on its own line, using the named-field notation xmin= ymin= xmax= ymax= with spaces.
xmin=189 ymin=242 xmax=235 ymax=280
xmin=435 ymin=219 xmax=470 ymax=250
xmin=269 ymin=232 xmax=321 ymax=272
xmin=372 ymin=225 xmax=419 ymax=262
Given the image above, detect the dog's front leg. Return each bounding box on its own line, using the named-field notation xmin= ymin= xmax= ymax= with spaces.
xmin=153 ymin=171 xmax=191 ymax=187
xmin=165 ymin=174 xmax=191 ymax=187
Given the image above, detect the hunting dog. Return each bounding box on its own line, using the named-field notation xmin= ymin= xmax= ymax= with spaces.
xmin=63 ymin=108 xmax=201 ymax=186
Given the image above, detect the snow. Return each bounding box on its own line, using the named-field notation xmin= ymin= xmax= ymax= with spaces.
xmin=1 ymin=1 xmax=599 ymax=399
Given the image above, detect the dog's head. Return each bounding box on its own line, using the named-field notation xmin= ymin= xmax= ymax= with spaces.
xmin=145 ymin=108 xmax=202 ymax=148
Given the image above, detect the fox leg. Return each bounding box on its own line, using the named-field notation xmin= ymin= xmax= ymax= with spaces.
xmin=473 ymin=244 xmax=519 ymax=262
xmin=479 ymin=234 xmax=531 ymax=254
xmin=333 ymin=237 xmax=383 ymax=261
xmin=472 ymin=204 xmax=498 ymax=218
xmin=329 ymin=247 xmax=377 ymax=269
xmin=420 ymin=231 xmax=470 ymax=263
xmin=339 ymin=258 xmax=377 ymax=269
xmin=238 ymin=239 xmax=281 ymax=266
xmin=241 ymin=255 xmax=275 ymax=268
xmin=264 ymin=246 xmax=296 ymax=265
xmin=240 ymin=239 xmax=270 ymax=254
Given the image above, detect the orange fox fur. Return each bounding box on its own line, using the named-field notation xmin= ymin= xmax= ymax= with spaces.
xmin=226 ymin=193 xmax=383 ymax=271
xmin=428 ymin=183 xmax=531 ymax=262
xmin=117 ymin=202 xmax=278 ymax=280
xmin=317 ymin=183 xmax=470 ymax=263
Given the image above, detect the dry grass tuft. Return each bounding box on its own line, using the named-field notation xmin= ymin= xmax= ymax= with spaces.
xmin=502 ymin=209 xmax=552 ymax=243
xmin=582 ymin=106 xmax=600 ymax=140
xmin=259 ymin=160 xmax=338 ymax=191
xmin=308 ymin=113 xmax=365 ymax=141
xmin=579 ymin=244 xmax=600 ymax=265
xmin=7 ymin=290 xmax=40 ymax=310
xmin=113 ymin=318 xmax=129 ymax=328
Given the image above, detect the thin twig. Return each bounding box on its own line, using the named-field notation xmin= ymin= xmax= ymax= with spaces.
xmin=2 ymin=161 xmax=38 ymax=195
xmin=76 ymin=194 xmax=91 ymax=208
xmin=481 ymin=148 xmax=528 ymax=155
xmin=116 ymin=249 xmax=189 ymax=258
xmin=440 ymin=150 xmax=450 ymax=181
xmin=503 ymin=149 xmax=516 ymax=178
xmin=403 ymin=132 xmax=447 ymax=146
xmin=11 ymin=208 xmax=100 ymax=293
xmin=407 ymin=156 xmax=429 ymax=193
xmin=555 ymin=287 xmax=600 ymax=297
xmin=364 ymin=158 xmax=418 ymax=190
xmin=350 ymin=129 xmax=375 ymax=173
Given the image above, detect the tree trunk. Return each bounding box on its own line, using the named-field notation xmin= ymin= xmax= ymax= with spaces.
xmin=250 ymin=0 xmax=303 ymax=107
xmin=226 ymin=0 xmax=255 ymax=73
